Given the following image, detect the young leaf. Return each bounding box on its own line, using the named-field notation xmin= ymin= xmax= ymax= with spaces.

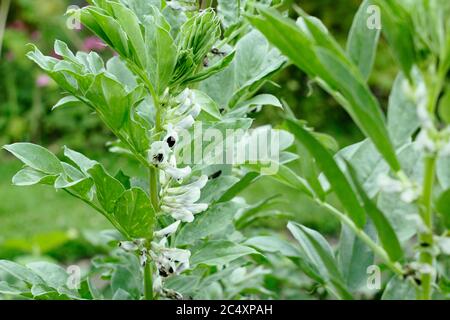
xmin=143 ymin=10 xmax=177 ymax=94
xmin=52 ymin=96 xmax=81 ymax=111
xmin=346 ymin=0 xmax=380 ymax=80
xmin=3 ymin=143 xmax=63 ymax=175
xmin=182 ymin=51 xmax=235 ymax=85
xmin=285 ymin=119 xmax=366 ymax=228
xmin=12 ymin=167 xmax=57 ymax=186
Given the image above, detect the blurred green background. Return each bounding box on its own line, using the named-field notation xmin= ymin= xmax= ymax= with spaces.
xmin=0 ymin=0 xmax=399 ymax=261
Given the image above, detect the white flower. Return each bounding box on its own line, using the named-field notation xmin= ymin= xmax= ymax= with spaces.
xmin=161 ymin=162 xmax=192 ymax=181
xmin=377 ymin=173 xmax=421 ymax=203
xmin=415 ymin=129 xmax=437 ymax=154
xmin=150 ymin=238 xmax=191 ymax=277
xmin=164 ymin=89 xmax=201 ymax=131
xmin=400 ymin=188 xmax=420 ymax=204
xmin=377 ymin=173 xmax=403 ymax=193
xmin=163 ymin=124 xmax=179 ymax=149
xmin=154 ymin=220 xmax=181 ymax=238
xmin=160 ymin=175 xmax=208 ymax=222
xmin=148 ymin=141 xmax=171 ymax=166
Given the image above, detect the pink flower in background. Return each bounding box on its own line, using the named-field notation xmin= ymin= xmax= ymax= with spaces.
xmin=36 ymin=75 xmax=51 ymax=88
xmin=31 ymin=31 xmax=42 ymax=41
xmin=8 ymin=20 xmax=27 ymax=31
xmin=82 ymin=37 xmax=106 ymax=52
xmin=6 ymin=51 xmax=15 ymax=61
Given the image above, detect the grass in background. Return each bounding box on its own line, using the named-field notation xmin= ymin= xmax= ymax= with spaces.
xmin=0 ymin=159 xmax=110 ymax=242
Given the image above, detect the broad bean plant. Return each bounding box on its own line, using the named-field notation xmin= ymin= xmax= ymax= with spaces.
xmin=0 ymin=0 xmax=449 ymax=300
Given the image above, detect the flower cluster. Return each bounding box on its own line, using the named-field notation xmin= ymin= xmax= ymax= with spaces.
xmin=377 ymin=173 xmax=421 ymax=203
xmin=405 ymin=77 xmax=450 ymax=156
xmin=147 ymin=88 xmax=208 ymax=297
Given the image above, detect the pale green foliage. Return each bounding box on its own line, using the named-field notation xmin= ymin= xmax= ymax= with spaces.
xmin=1 ymin=0 xmax=449 ymax=301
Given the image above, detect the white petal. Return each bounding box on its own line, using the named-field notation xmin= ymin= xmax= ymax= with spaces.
xmin=163 ymin=165 xmax=192 ymax=181
xmin=161 ymin=205 xmax=195 ymax=222
xmin=163 ymin=188 xmax=201 ymax=204
xmin=176 ymin=115 xmax=195 ymax=129
xmin=154 ymin=220 xmax=181 ymax=238
xmin=167 ymin=175 xmax=208 ymax=195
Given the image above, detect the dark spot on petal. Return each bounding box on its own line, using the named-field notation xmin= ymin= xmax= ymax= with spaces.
xmin=414 ymin=277 xmax=422 ymax=286
xmin=153 ymin=153 xmax=164 ymax=163
xmin=167 ymin=136 xmax=176 ymax=148
xmin=159 ymin=269 xmax=169 ymax=277
xmin=208 ymin=170 xmax=222 ymax=180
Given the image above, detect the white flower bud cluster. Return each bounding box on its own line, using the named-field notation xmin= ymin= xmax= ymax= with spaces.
xmin=377 ymin=173 xmax=421 ymax=203
xmin=405 ymin=76 xmax=450 ymax=156
xmin=415 ymin=126 xmax=450 ymax=156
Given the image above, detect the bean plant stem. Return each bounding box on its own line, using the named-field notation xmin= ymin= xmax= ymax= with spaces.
xmin=320 ymin=202 xmax=405 ymax=276
xmin=143 ymin=260 xmax=154 ymax=300
xmin=417 ymin=155 xmax=437 ymax=300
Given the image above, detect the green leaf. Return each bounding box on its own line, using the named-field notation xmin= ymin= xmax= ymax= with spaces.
xmin=109 ymin=2 xmax=147 ymax=69
xmin=88 ymin=164 xmax=125 ymax=213
xmin=287 ymin=222 xmax=352 ymax=300
xmin=232 ymin=94 xmax=282 ymax=114
xmin=182 ymin=51 xmax=236 ymax=85
xmin=387 ymin=71 xmax=421 ymax=147
xmin=218 ymin=171 xmax=260 ymax=203
xmin=0 ymin=260 xmax=43 ymax=285
xmin=346 ymin=161 xmax=404 ymax=261
xmin=106 ymin=56 xmax=138 ymax=91
xmin=26 ymin=262 xmax=78 ymax=298
xmin=190 ymin=240 xmax=259 ymax=267
xmin=249 ymin=7 xmax=400 ymax=172
xmin=176 ymin=201 xmax=239 ymax=246
xmin=52 ymin=96 xmax=81 ymax=111
xmin=111 ymin=265 xmax=142 ymax=300
xmin=338 ymin=223 xmax=376 ymax=291
xmin=382 ymin=276 xmax=415 ymax=300
xmin=230 ymin=29 xmax=286 ymax=107
xmin=113 ymin=188 xmax=156 ymax=239
xmin=3 ymin=143 xmax=63 ymax=175
xmin=143 ymin=11 xmax=177 ymax=94
xmin=285 ymin=119 xmax=366 ymax=228
xmin=192 ymin=90 xmax=222 ymax=121
xmin=346 ymin=0 xmax=380 ymax=80
xmin=217 ymin=0 xmax=241 ymax=28
xmin=244 ymin=236 xmax=301 ymax=258
xmin=63 ymin=146 xmax=97 ymax=175
xmin=80 ymin=7 xmax=130 ymax=57
xmin=0 ymin=281 xmax=24 ymax=296
xmin=12 ymin=167 xmax=57 ymax=186
xmin=372 ymin=0 xmax=416 ymax=79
